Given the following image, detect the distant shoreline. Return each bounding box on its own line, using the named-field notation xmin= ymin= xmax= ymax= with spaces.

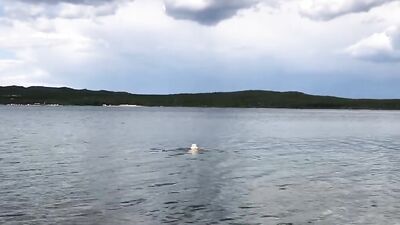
xmin=1 ymin=86 xmax=400 ymax=110
xmin=3 ymin=103 xmax=143 ymax=108
xmin=2 ymin=104 xmax=400 ymax=111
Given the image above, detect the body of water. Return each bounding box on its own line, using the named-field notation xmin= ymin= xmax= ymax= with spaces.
xmin=1 ymin=106 xmax=399 ymax=225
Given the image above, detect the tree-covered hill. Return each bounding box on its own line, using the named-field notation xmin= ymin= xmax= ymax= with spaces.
xmin=1 ymin=86 xmax=400 ymax=109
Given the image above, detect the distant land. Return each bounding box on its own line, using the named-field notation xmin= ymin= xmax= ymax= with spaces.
xmin=1 ymin=86 xmax=400 ymax=110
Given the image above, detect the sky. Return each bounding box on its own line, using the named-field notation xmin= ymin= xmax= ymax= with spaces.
xmin=0 ymin=0 xmax=400 ymax=98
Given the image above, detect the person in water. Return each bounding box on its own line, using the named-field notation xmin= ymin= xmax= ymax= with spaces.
xmin=188 ymin=144 xmax=199 ymax=154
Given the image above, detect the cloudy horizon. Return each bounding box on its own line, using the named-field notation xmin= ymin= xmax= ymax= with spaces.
xmin=1 ymin=0 xmax=400 ymax=98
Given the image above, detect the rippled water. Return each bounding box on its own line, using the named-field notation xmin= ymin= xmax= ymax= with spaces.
xmin=1 ymin=106 xmax=400 ymax=225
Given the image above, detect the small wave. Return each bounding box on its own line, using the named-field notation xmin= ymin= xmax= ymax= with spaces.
xmin=219 ymin=217 xmax=235 ymax=222
xmin=0 ymin=213 xmax=25 ymax=218
xmin=187 ymin=204 xmax=207 ymax=212
xmin=149 ymin=182 xmax=177 ymax=188
xmin=120 ymin=198 xmax=146 ymax=207
xmin=164 ymin=201 xmax=179 ymax=205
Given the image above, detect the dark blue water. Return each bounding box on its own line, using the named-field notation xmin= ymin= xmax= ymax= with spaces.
xmin=1 ymin=106 xmax=399 ymax=225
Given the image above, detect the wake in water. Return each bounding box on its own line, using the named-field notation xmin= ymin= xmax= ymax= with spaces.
xmin=150 ymin=144 xmax=205 ymax=155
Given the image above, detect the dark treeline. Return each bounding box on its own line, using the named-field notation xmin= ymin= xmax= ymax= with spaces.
xmin=1 ymin=86 xmax=400 ymax=109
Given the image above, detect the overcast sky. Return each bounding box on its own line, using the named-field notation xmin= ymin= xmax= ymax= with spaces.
xmin=0 ymin=0 xmax=400 ymax=98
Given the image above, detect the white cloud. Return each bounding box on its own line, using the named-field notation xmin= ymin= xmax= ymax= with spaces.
xmin=0 ymin=59 xmax=57 ymax=86
xmin=0 ymin=20 xmax=102 ymax=59
xmin=299 ymin=0 xmax=395 ymax=20
xmin=346 ymin=26 xmax=400 ymax=62
xmin=0 ymin=16 xmax=107 ymax=87
xmin=1 ymin=0 xmax=129 ymax=20
xmin=0 ymin=0 xmax=399 ymax=96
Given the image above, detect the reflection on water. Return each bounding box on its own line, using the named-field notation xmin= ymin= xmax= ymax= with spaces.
xmin=1 ymin=106 xmax=400 ymax=225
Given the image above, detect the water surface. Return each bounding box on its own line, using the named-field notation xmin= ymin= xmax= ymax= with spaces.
xmin=1 ymin=106 xmax=399 ymax=225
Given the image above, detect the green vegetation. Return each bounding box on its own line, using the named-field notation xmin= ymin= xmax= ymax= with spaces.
xmin=1 ymin=86 xmax=400 ymax=109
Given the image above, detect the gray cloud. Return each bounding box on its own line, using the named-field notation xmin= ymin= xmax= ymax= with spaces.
xmin=163 ymin=0 xmax=395 ymax=25
xmin=164 ymin=0 xmax=259 ymax=26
